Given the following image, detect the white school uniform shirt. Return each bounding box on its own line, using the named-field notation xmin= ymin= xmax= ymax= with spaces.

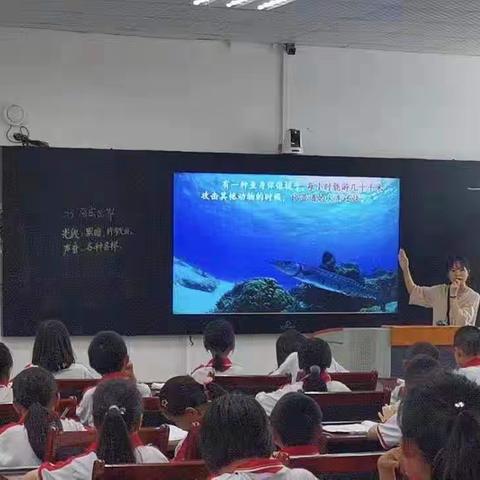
xmin=0 ymin=384 xmax=13 ymax=404
xmin=0 ymin=418 xmax=85 ymax=468
xmin=39 ymin=442 xmax=168 ymax=480
xmin=191 ymin=359 xmax=243 ymax=385
xmin=255 ymin=379 xmax=351 ymax=416
xmin=375 ymin=413 xmax=401 ymax=450
xmin=25 ymin=363 xmax=101 ymax=380
xmin=272 ymin=352 xmax=348 ymax=382
xmin=410 ymin=284 xmax=480 ymax=326
xmin=455 ymin=364 xmax=480 ymax=386
xmin=211 ymin=458 xmax=317 ymax=480
xmin=77 ymin=373 xmax=151 ymax=426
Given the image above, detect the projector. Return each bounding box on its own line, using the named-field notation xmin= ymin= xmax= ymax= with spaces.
xmin=282 ymin=129 xmax=303 ymax=155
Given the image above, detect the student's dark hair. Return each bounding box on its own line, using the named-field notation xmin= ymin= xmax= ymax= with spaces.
xmin=405 ymin=342 xmax=440 ymax=363
xmin=158 ymin=375 xmax=225 ymax=416
xmin=203 ymin=320 xmax=235 ymax=372
xmin=400 ymin=373 xmax=480 ymax=480
xmin=88 ymin=331 xmax=128 ymax=375
xmin=93 ymin=379 xmax=143 ymax=465
xmin=32 ymin=319 xmax=75 ymax=373
xmin=12 ymin=367 xmax=61 ymax=461
xmin=298 ymin=338 xmax=332 ymax=392
xmin=454 ymin=326 xmax=480 ymax=357
xmin=447 ymin=255 xmax=470 ymax=272
xmin=200 ymin=394 xmax=273 ymax=473
xmin=404 ymin=354 xmax=442 ymax=390
xmin=276 ymin=329 xmax=307 ymax=367
xmin=270 ymin=392 xmax=322 ymax=447
xmin=0 ymin=342 xmax=13 ymax=380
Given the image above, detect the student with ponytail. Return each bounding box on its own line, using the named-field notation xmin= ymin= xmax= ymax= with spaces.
xmin=0 ymin=342 xmax=13 ymax=403
xmin=159 ymin=375 xmax=225 ymax=461
xmin=192 ymin=320 xmax=242 ymax=384
xmin=30 ymin=379 xmax=167 ymax=480
xmin=256 ymin=338 xmax=350 ymax=415
xmin=378 ymin=373 xmax=480 ymax=480
xmin=0 ymin=367 xmax=85 ymax=468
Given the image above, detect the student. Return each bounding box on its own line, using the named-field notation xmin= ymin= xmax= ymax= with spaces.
xmin=453 ymin=326 xmax=480 ymax=385
xmin=0 ymin=342 xmax=13 ymax=404
xmin=270 ymin=392 xmax=322 ymax=457
xmin=378 ymin=373 xmax=480 ymax=480
xmin=390 ymin=341 xmax=440 ymax=404
xmin=158 ymin=375 xmax=225 ymax=461
xmin=256 ymin=338 xmax=350 ymax=416
xmin=77 ymin=331 xmax=150 ymax=426
xmin=192 ymin=320 xmax=242 ymax=384
xmin=0 ymin=367 xmax=85 ymax=468
xmin=368 ymin=355 xmax=442 ymax=450
xmin=200 ymin=393 xmax=317 ymax=479
xmin=30 ymin=319 xmax=99 ymax=379
xmin=272 ymin=330 xmax=348 ymax=382
xmin=26 ymin=379 xmax=167 ymax=480
xmin=399 ymin=249 xmax=480 ymax=326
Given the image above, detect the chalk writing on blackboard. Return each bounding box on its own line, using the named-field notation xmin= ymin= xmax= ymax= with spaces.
xmin=61 ymin=207 xmax=134 ymax=257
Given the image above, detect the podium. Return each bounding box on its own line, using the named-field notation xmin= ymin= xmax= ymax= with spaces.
xmin=389 ymin=325 xmax=459 ymax=376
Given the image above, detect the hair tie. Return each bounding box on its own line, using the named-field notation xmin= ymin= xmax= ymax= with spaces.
xmin=160 ymin=398 xmax=168 ymax=408
xmin=454 ymin=401 xmax=465 ymax=411
xmin=108 ymin=404 xmax=126 ymax=415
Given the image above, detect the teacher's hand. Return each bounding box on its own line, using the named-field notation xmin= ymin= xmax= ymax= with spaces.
xmin=450 ymin=279 xmax=461 ymax=297
xmin=398 ymin=249 xmax=409 ymax=271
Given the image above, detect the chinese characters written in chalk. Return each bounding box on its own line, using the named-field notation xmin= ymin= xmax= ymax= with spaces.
xmin=61 ymin=207 xmax=135 ymax=257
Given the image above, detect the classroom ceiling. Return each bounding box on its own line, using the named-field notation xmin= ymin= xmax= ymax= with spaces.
xmin=2 ymin=0 xmax=480 ymax=56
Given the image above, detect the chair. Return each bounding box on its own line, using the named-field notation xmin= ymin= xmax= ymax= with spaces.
xmin=56 ymin=379 xmax=99 ymax=399
xmin=0 ymin=404 xmax=19 ymax=426
xmin=142 ymin=396 xmax=170 ymax=428
xmin=330 ymin=371 xmax=379 ymax=391
xmin=213 ymin=375 xmax=291 ymax=395
xmin=307 ymin=390 xmax=390 ymax=422
xmin=45 ymin=426 xmax=170 ymax=463
xmin=285 ymin=452 xmax=382 ymax=475
xmin=92 ymin=460 xmax=209 ymax=480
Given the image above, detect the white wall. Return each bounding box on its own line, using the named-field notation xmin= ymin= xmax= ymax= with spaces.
xmin=2 ymin=27 xmax=480 ymax=379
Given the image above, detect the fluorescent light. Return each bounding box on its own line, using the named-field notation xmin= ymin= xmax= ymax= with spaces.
xmin=226 ymin=0 xmax=256 ymax=7
xmin=193 ymin=0 xmax=212 ymax=5
xmin=257 ymin=0 xmax=296 ymax=10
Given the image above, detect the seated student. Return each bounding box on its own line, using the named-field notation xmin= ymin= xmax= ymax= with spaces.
xmin=192 ymin=320 xmax=243 ymax=384
xmin=256 ymin=338 xmax=350 ymax=416
xmin=25 ymin=379 xmax=167 ymax=480
xmin=270 ymin=392 xmax=322 ymax=457
xmin=0 ymin=342 xmax=13 ymax=404
xmin=367 ymin=354 xmax=442 ymax=450
xmin=158 ymin=375 xmax=225 ymax=461
xmin=453 ymin=326 xmax=480 ymax=385
xmin=378 ymin=373 xmax=480 ymax=480
xmin=390 ymin=341 xmax=440 ymax=404
xmin=200 ymin=393 xmax=317 ymax=480
xmin=77 ymin=331 xmax=150 ymax=426
xmin=29 ymin=319 xmax=99 ymax=379
xmin=0 ymin=367 xmax=85 ymax=468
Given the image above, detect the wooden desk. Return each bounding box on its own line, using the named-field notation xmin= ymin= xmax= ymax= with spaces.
xmin=323 ymin=432 xmax=381 ymax=454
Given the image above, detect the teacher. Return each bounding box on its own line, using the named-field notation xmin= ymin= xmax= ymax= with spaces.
xmin=398 ymin=249 xmax=480 ymax=326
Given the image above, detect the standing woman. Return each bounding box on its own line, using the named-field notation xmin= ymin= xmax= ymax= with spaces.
xmin=399 ymin=249 xmax=480 ymax=326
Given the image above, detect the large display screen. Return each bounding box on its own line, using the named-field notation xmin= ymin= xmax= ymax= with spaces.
xmin=173 ymin=173 xmax=400 ymax=315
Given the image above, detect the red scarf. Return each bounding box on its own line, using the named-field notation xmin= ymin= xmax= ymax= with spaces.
xmin=222 ymin=458 xmax=285 ymax=474
xmin=463 ymin=357 xmax=480 ymax=368
xmin=206 ymin=357 xmax=233 ymax=371
xmin=173 ymin=423 xmax=202 ymax=462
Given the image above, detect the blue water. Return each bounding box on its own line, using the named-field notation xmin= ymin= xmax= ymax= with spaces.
xmin=173 ymin=173 xmax=400 ymax=308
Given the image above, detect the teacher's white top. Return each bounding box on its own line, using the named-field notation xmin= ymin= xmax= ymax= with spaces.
xmin=410 ymin=284 xmax=480 ymax=326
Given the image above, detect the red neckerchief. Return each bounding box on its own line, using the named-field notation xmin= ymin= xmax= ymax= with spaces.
xmin=463 ymin=357 xmax=480 ymax=368
xmin=206 ymin=358 xmax=233 ymax=370
xmin=88 ymin=432 xmax=143 ymax=452
xmin=0 ymin=380 xmax=10 ymax=387
xmin=222 ymin=458 xmax=285 ymax=474
xmin=279 ymin=445 xmax=319 ymax=456
xmin=173 ymin=423 xmax=201 ymax=462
